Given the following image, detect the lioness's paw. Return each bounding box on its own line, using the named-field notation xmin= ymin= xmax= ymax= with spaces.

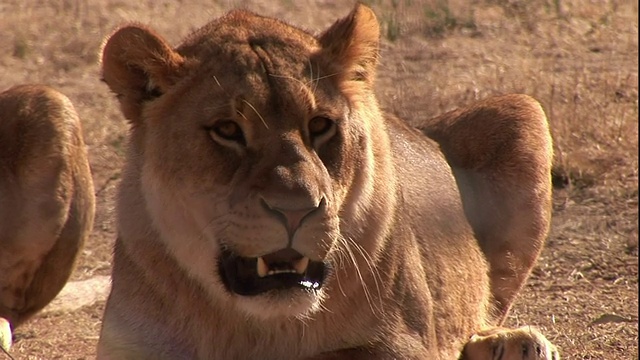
xmin=0 ymin=317 xmax=11 ymax=352
xmin=460 ymin=326 xmax=559 ymax=360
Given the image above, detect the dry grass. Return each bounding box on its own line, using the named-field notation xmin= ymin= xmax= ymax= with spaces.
xmin=0 ymin=0 xmax=637 ymax=359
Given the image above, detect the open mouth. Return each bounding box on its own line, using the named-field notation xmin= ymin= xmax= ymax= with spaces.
xmin=219 ymin=248 xmax=327 ymax=296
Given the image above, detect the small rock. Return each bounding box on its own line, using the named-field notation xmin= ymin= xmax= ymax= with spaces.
xmin=42 ymin=276 xmax=111 ymax=314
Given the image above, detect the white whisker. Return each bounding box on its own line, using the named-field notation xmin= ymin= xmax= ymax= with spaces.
xmin=236 ymin=109 xmax=248 ymax=122
xmin=268 ymin=73 xmax=310 ymax=95
xmin=242 ymin=99 xmax=269 ymax=129
xmin=345 ymin=236 xmax=384 ymax=312
xmin=338 ymin=234 xmax=376 ymax=315
xmin=213 ymin=75 xmax=223 ymax=90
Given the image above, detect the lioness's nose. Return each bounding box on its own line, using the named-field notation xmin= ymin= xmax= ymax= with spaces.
xmin=261 ymin=197 xmax=326 ymax=237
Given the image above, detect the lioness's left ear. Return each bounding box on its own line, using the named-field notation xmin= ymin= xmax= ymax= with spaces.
xmin=318 ymin=4 xmax=380 ymax=85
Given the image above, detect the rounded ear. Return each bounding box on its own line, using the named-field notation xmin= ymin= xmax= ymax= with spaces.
xmin=318 ymin=4 xmax=380 ymax=85
xmin=101 ymin=25 xmax=186 ymax=123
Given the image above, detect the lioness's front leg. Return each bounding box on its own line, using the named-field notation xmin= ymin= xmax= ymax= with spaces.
xmin=460 ymin=327 xmax=559 ymax=360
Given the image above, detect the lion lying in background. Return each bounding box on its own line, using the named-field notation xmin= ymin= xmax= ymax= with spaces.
xmin=97 ymin=4 xmax=558 ymax=359
xmin=0 ymin=85 xmax=95 ymax=352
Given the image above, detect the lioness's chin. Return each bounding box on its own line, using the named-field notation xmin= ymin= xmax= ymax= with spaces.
xmin=233 ymin=288 xmax=327 ymax=319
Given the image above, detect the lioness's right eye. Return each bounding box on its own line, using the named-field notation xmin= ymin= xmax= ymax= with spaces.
xmin=209 ymin=120 xmax=246 ymax=145
xmin=308 ymin=116 xmax=335 ymax=139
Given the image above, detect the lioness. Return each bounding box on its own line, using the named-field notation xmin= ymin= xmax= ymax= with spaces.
xmin=0 ymin=85 xmax=96 ymax=351
xmin=97 ymin=5 xmax=558 ymax=359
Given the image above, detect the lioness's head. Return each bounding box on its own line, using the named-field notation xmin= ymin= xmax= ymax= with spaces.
xmin=102 ymin=5 xmax=395 ymax=318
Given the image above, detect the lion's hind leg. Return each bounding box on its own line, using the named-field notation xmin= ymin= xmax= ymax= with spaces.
xmin=460 ymin=326 xmax=559 ymax=360
xmin=0 ymin=85 xmax=95 ymax=352
xmin=419 ymin=94 xmax=554 ymax=323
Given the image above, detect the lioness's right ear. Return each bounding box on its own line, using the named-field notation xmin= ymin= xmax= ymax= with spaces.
xmin=318 ymin=4 xmax=380 ymax=85
xmin=101 ymin=25 xmax=186 ymax=123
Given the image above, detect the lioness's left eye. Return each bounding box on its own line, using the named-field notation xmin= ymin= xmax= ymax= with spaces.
xmin=308 ymin=117 xmax=335 ymax=138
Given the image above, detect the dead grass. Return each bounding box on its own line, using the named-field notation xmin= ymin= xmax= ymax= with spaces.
xmin=0 ymin=0 xmax=637 ymax=359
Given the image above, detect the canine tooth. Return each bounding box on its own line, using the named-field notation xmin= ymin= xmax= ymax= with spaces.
xmin=293 ymin=257 xmax=310 ymax=274
xmin=257 ymin=257 xmax=269 ymax=277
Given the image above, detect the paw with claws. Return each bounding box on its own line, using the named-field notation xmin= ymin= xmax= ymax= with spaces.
xmin=461 ymin=326 xmax=559 ymax=360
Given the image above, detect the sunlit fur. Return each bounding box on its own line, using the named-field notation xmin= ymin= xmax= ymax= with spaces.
xmin=97 ymin=4 xmax=556 ymax=359
xmin=0 ymin=85 xmax=95 ymax=352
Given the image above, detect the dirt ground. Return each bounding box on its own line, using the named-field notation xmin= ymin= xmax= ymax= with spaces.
xmin=0 ymin=0 xmax=637 ymax=359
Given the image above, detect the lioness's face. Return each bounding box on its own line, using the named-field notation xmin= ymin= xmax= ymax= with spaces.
xmin=104 ymin=8 xmax=383 ymax=318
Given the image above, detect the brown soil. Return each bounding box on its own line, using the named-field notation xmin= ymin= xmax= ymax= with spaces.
xmin=0 ymin=0 xmax=637 ymax=359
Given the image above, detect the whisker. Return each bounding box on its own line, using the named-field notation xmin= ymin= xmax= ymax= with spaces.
xmin=329 ymin=247 xmax=349 ymax=298
xmin=346 ymin=237 xmax=384 ymax=313
xmin=236 ymin=109 xmax=249 ymax=122
xmin=338 ymin=234 xmax=375 ymax=315
xmin=269 ymin=73 xmax=309 ymax=91
xmin=241 ymin=99 xmax=269 ymax=129
xmin=213 ymin=75 xmax=224 ymax=90
xmin=312 ymin=61 xmax=320 ymax=95
xmin=314 ymin=72 xmax=341 ymax=82
xmin=316 ymin=300 xmax=332 ymax=314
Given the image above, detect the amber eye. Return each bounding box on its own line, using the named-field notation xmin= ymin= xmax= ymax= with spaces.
xmin=209 ymin=120 xmax=245 ymax=145
xmin=308 ymin=116 xmax=335 ymax=138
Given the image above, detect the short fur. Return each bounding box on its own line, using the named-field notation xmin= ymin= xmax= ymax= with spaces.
xmin=97 ymin=5 xmax=558 ymax=359
xmin=0 ymin=84 xmax=96 ymax=350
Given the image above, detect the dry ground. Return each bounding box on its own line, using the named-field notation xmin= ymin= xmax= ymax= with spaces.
xmin=0 ymin=0 xmax=637 ymax=359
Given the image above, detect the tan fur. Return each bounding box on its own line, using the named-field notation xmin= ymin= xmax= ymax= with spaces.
xmin=0 ymin=84 xmax=96 ymax=350
xmin=97 ymin=5 xmax=557 ymax=359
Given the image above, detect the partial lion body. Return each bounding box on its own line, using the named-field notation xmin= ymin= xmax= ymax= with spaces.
xmin=0 ymin=85 xmax=96 ymax=349
xmin=97 ymin=5 xmax=557 ymax=360
xmin=421 ymin=94 xmax=554 ymax=323
xmin=99 ymin=114 xmax=491 ymax=360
